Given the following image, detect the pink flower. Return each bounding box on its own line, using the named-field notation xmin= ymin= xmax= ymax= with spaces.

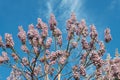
xmin=46 ymin=37 xmax=52 ymax=48
xmin=11 ymin=53 xmax=18 ymax=60
xmin=45 ymin=49 xmax=50 ymax=55
xmin=38 ymin=37 xmax=43 ymax=45
xmin=44 ymin=64 xmax=49 ymax=73
xmin=2 ymin=51 xmax=9 ymax=61
xmin=98 ymin=41 xmax=105 ymax=56
xmin=72 ymin=66 xmax=80 ymax=80
xmin=57 ymin=36 xmax=62 ymax=46
xmin=37 ymin=18 xmax=48 ymax=30
xmin=36 ymin=18 xmax=44 ymax=29
xmin=21 ymin=45 xmax=29 ymax=53
xmin=96 ymin=68 xmax=102 ymax=77
xmin=18 ymin=26 xmax=26 ymax=44
xmin=49 ymin=52 xmax=57 ymax=61
xmin=41 ymin=28 xmax=48 ymax=38
xmin=49 ymin=60 xmax=56 ymax=65
xmin=5 ymin=33 xmax=14 ymax=48
xmin=49 ymin=13 xmax=57 ymax=30
xmin=81 ymin=52 xmax=87 ymax=64
xmin=90 ymin=24 xmax=96 ymax=31
xmin=56 ymin=50 xmax=63 ymax=56
xmin=71 ymin=41 xmax=78 ymax=48
xmin=82 ymin=26 xmax=88 ymax=37
xmin=80 ymin=65 xmax=86 ymax=76
xmin=27 ymin=24 xmax=39 ymax=39
xmin=53 ymin=28 xmax=62 ymax=37
xmin=104 ymin=28 xmax=112 ymax=43
xmin=67 ymin=31 xmax=73 ymax=40
xmin=32 ymin=37 xmax=39 ymax=47
xmin=89 ymin=40 xmax=95 ymax=48
xmin=70 ymin=24 xmax=76 ymax=33
xmin=81 ymin=38 xmax=89 ymax=49
xmin=66 ymin=13 xmax=77 ymax=32
xmin=76 ymin=23 xmax=84 ymax=36
xmin=33 ymin=46 xmax=39 ymax=54
xmin=90 ymin=51 xmax=103 ymax=67
xmin=59 ymin=56 xmax=66 ymax=65
xmin=22 ymin=57 xmax=29 ymax=66
xmin=34 ymin=65 xmax=41 ymax=76
xmin=90 ymin=24 xmax=98 ymax=39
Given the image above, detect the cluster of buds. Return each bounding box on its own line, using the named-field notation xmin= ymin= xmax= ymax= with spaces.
xmin=34 ymin=65 xmax=42 ymax=76
xmin=48 ymin=51 xmax=57 ymax=65
xmin=5 ymin=33 xmax=14 ymax=48
xmin=71 ymin=41 xmax=78 ymax=48
xmin=104 ymin=28 xmax=112 ymax=43
xmin=90 ymin=24 xmax=98 ymax=40
xmin=95 ymin=68 xmax=102 ymax=79
xmin=67 ymin=13 xmax=77 ymax=40
xmin=18 ymin=26 xmax=26 ymax=44
xmin=48 ymin=50 xmax=68 ymax=65
xmin=80 ymin=52 xmax=87 ymax=64
xmin=0 ymin=52 xmax=9 ymax=63
xmin=72 ymin=65 xmax=86 ymax=80
xmin=36 ymin=18 xmax=47 ymax=29
xmin=11 ymin=53 xmax=18 ymax=61
xmin=72 ymin=65 xmax=80 ymax=80
xmin=90 ymin=51 xmax=104 ymax=68
xmin=21 ymin=45 xmax=29 ymax=53
xmin=45 ymin=37 xmax=52 ymax=48
xmin=81 ymin=38 xmax=89 ymax=50
xmin=49 ymin=14 xmax=57 ymax=30
xmin=79 ymin=65 xmax=86 ymax=76
xmin=76 ymin=19 xmax=89 ymax=37
xmin=40 ymin=50 xmax=68 ymax=65
xmin=102 ymin=50 xmax=120 ymax=80
xmin=97 ymin=41 xmax=105 ymax=56
xmin=36 ymin=18 xmax=48 ymax=38
xmin=49 ymin=14 xmax=62 ymax=46
xmin=7 ymin=68 xmax=22 ymax=80
xmin=27 ymin=24 xmax=39 ymax=40
xmin=22 ymin=57 xmax=29 ymax=66
xmin=80 ymin=19 xmax=89 ymax=37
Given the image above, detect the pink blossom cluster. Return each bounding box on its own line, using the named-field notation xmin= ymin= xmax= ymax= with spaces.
xmin=5 ymin=33 xmax=14 ymax=48
xmin=0 ymin=52 xmax=9 ymax=63
xmin=104 ymin=28 xmax=112 ymax=43
xmin=18 ymin=26 xmax=26 ymax=44
xmin=49 ymin=14 xmax=62 ymax=46
xmin=90 ymin=50 xmax=104 ymax=68
xmin=45 ymin=37 xmax=52 ymax=48
xmin=11 ymin=53 xmax=18 ymax=60
xmin=7 ymin=66 xmax=22 ymax=80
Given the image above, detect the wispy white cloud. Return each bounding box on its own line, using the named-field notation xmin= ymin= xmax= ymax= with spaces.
xmin=46 ymin=1 xmax=53 ymax=19
xmin=109 ymin=0 xmax=117 ymax=10
xmin=109 ymin=0 xmax=120 ymax=10
xmin=47 ymin=2 xmax=52 ymax=14
xmin=60 ymin=0 xmax=84 ymax=17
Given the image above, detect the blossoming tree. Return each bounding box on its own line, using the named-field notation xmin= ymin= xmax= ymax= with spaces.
xmin=0 ymin=13 xmax=114 ymax=80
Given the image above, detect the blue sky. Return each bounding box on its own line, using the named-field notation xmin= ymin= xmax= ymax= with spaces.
xmin=0 ymin=0 xmax=120 ymax=79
